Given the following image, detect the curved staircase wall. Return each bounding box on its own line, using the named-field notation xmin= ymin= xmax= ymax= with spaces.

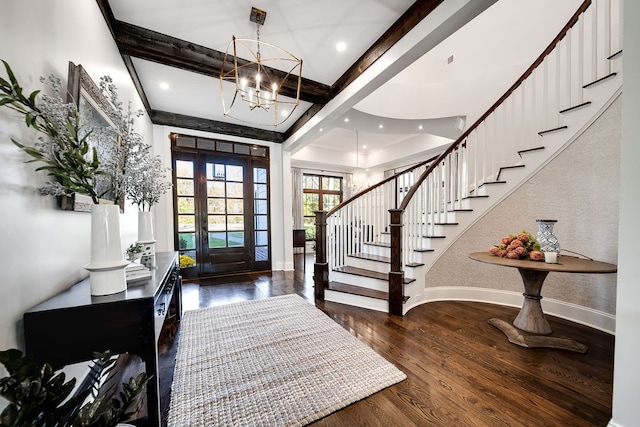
xmin=422 ymin=94 xmax=621 ymax=333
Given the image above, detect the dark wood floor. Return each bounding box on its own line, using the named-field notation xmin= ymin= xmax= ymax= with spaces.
xmin=157 ymin=254 xmax=614 ymax=427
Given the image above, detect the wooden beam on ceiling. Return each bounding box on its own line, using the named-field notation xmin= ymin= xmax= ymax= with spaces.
xmin=150 ymin=110 xmax=286 ymax=143
xmin=285 ymin=0 xmax=444 ymax=139
xmin=112 ymin=21 xmax=332 ymax=106
xmin=96 ymin=0 xmax=438 ymax=143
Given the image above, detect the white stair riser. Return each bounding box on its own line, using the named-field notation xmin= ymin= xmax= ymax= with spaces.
xmin=362 ymin=243 xmax=390 ymax=257
xmin=331 ymin=271 xmax=389 ymax=291
xmin=347 ymin=256 xmax=390 ymax=273
xmin=325 ymin=290 xmax=388 ymax=313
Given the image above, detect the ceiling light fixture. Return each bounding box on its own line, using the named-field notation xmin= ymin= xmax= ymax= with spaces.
xmin=220 ymin=7 xmax=303 ymax=127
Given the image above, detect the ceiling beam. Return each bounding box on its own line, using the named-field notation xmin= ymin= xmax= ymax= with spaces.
xmin=150 ymin=110 xmax=286 ymax=143
xmin=332 ymin=0 xmax=444 ymax=97
xmin=112 ymin=20 xmax=333 ymax=105
xmin=96 ymin=0 xmax=440 ymax=143
xmin=285 ymin=0 xmax=444 ymax=139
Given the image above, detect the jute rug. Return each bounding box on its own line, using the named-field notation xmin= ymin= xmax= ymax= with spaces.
xmin=168 ymin=294 xmax=406 ymax=426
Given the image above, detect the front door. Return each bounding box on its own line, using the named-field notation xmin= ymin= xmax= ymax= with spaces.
xmin=200 ymin=155 xmax=250 ymax=274
xmin=173 ymin=146 xmax=270 ymax=277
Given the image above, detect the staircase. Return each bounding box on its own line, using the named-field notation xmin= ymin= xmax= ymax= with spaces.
xmin=314 ymin=0 xmax=623 ymax=315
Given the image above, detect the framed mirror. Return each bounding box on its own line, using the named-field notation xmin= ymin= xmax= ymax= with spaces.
xmin=61 ymin=62 xmax=122 ymax=212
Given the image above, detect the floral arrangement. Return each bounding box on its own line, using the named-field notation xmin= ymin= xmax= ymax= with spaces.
xmin=125 ymin=146 xmax=172 ymax=211
xmin=94 ymin=75 xmax=146 ymax=207
xmin=179 ymin=254 xmax=196 ymax=268
xmin=489 ymin=230 xmax=544 ymax=261
xmin=0 ymin=60 xmax=103 ymax=203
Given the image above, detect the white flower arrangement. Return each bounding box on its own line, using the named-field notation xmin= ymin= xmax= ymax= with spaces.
xmin=126 ymin=148 xmax=172 ymax=211
xmin=0 ymin=60 xmax=103 ymax=203
xmin=1 ymin=60 xmax=171 ymax=210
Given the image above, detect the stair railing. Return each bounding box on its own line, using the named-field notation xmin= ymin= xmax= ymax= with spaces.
xmin=314 ymin=156 xmax=438 ymax=300
xmin=389 ymin=0 xmax=622 ymax=313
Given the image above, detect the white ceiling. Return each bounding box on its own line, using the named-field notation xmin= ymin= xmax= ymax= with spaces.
xmin=107 ymin=0 xmax=584 ymax=173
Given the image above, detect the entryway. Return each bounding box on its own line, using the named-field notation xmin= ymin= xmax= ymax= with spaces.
xmin=171 ymin=134 xmax=271 ymax=278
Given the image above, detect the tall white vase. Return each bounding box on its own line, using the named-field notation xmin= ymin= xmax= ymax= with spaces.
xmin=84 ymin=204 xmax=128 ymax=296
xmin=138 ymin=210 xmax=157 ymax=267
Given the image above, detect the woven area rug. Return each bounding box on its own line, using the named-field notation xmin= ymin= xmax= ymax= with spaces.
xmin=168 ymin=294 xmax=406 ymax=426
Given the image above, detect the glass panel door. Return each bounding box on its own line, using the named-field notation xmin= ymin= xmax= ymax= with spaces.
xmin=172 ymin=151 xmax=270 ymax=277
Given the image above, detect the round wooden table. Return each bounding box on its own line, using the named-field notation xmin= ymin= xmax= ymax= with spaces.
xmin=469 ymin=251 xmax=617 ymax=352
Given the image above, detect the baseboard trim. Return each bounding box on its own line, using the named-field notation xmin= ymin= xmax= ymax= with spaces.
xmin=276 ymin=261 xmax=294 ymax=271
xmin=414 ymin=287 xmax=615 ymax=334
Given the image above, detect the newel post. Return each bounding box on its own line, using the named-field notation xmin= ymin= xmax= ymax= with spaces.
xmin=314 ymin=211 xmax=328 ymax=300
xmin=388 ymin=209 xmax=404 ymax=316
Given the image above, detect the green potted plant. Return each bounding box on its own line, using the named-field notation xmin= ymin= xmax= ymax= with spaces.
xmin=0 ymin=349 xmax=149 ymax=426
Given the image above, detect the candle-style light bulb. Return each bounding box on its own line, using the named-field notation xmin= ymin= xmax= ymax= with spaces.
xmin=271 ymin=82 xmax=277 ymax=101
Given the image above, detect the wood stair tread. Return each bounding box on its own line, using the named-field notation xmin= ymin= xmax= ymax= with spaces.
xmin=496 ymin=164 xmax=525 ymax=180
xmin=333 ymin=266 xmax=415 ymax=284
xmin=538 ymin=125 xmax=568 ymax=136
xmin=559 ymin=101 xmax=591 ymax=114
xmin=327 ymin=281 xmax=409 ymax=303
xmin=518 ymin=146 xmax=545 ymax=157
xmin=479 ymin=181 xmax=507 ymax=188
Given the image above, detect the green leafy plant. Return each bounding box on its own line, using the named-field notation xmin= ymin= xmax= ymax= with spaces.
xmin=0 ymin=349 xmax=149 ymax=427
xmin=125 ymin=243 xmax=144 ymax=261
xmin=0 ymin=60 xmax=103 ymax=204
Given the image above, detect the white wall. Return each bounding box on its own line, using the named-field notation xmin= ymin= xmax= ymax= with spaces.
xmin=610 ymin=1 xmax=640 ymax=425
xmin=425 ymin=95 xmax=621 ymax=319
xmin=0 ymin=0 xmax=149 ymax=352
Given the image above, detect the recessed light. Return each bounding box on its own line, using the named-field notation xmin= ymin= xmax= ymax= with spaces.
xmin=378 ymin=124 xmax=384 ymax=129
xmin=319 ymin=128 xmax=324 ymax=132
xmin=336 ymin=41 xmax=347 ymax=52
xmin=362 ymin=145 xmax=367 ymax=149
xmin=418 ymin=125 xmax=424 ymax=130
xmin=281 ymin=110 xmax=289 ymax=116
xmin=344 ymin=118 xmax=349 ymax=122
xmin=159 ymin=82 xmax=170 ymax=90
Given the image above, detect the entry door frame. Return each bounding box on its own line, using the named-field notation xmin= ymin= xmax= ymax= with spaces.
xmin=171 ymin=134 xmax=271 ymax=278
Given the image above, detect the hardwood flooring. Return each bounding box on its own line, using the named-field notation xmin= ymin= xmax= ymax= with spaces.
xmin=158 ymin=254 xmax=614 ymax=426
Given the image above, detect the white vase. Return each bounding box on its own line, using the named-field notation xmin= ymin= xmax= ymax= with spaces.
xmin=84 ymin=204 xmax=128 ymax=296
xmin=138 ymin=211 xmax=157 ymax=264
xmin=137 ymin=211 xmax=155 ymax=243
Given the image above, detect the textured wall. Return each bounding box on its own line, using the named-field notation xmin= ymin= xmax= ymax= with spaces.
xmin=425 ymin=96 xmax=621 ymax=315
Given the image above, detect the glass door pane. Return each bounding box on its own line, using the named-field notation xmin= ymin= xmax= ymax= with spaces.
xmin=175 ymin=159 xmax=197 ymax=268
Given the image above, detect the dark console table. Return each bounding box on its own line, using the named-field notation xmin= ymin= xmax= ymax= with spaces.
xmin=23 ymin=251 xmax=181 ymax=426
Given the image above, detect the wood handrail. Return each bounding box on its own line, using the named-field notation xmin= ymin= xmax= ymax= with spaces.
xmin=325 ymin=155 xmax=439 ymax=217
xmin=398 ymin=0 xmax=592 ymax=211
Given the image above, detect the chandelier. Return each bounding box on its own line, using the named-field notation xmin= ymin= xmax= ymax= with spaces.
xmin=220 ymin=7 xmax=303 ymax=127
